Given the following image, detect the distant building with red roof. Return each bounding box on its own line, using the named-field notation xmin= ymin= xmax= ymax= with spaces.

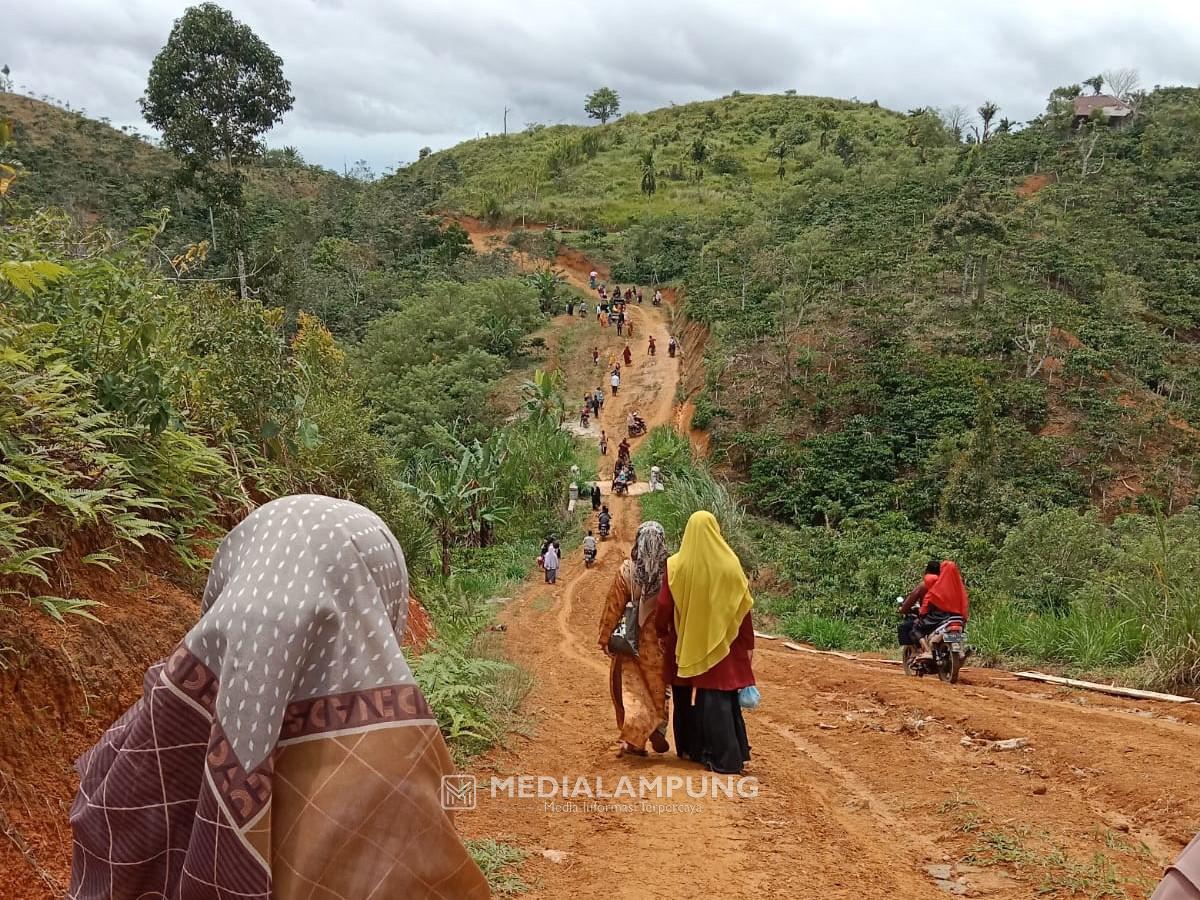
xmin=1073 ymin=94 xmax=1133 ymax=127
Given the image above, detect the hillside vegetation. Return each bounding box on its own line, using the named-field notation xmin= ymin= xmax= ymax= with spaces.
xmin=430 ymin=86 xmax=1200 ymax=689
xmin=0 ymin=90 xmax=586 ymax=756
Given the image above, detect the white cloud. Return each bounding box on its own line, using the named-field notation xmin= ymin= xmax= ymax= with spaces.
xmin=5 ymin=0 xmax=1199 ymax=171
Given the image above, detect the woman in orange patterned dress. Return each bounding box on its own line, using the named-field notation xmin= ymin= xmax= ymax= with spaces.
xmin=597 ymin=521 xmax=671 ymax=757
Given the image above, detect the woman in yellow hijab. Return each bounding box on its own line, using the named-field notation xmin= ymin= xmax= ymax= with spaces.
xmin=655 ymin=510 xmax=755 ymax=774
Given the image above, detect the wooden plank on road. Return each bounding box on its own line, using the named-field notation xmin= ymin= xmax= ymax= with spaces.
xmin=1014 ymin=671 xmax=1195 ymax=704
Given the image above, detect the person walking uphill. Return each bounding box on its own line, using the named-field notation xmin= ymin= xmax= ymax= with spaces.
xmin=67 ymin=495 xmax=490 ymax=900
xmin=656 ymin=510 xmax=755 ymax=775
xmin=623 ymin=344 xmax=633 ymax=367
xmin=599 ymin=522 xmax=671 ymax=757
xmin=543 ymin=540 xmax=561 ymax=584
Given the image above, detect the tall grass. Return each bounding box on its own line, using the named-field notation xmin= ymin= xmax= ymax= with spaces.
xmin=969 ymin=598 xmax=1143 ymax=671
xmin=1117 ymin=515 xmax=1200 ymax=689
xmin=635 ymin=427 xmax=755 ymax=567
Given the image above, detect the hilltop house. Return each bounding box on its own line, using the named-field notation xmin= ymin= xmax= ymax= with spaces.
xmin=1073 ymin=94 xmax=1133 ymax=128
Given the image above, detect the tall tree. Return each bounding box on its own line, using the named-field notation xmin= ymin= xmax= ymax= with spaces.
xmin=1044 ymin=84 xmax=1083 ymax=132
xmin=141 ymin=3 xmax=293 ymax=260
xmin=1083 ymin=74 xmax=1105 ymax=95
xmin=905 ymin=107 xmax=951 ymax=163
xmin=940 ymin=104 xmax=970 ymax=142
xmin=1102 ymin=67 xmax=1140 ymax=101
xmin=584 ymin=87 xmax=620 ymax=125
xmin=931 ymin=181 xmax=1006 ymax=306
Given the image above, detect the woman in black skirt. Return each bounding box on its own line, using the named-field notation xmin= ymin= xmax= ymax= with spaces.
xmin=655 ymin=511 xmax=755 ymax=774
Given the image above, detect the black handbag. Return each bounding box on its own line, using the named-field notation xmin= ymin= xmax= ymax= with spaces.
xmin=607 ymin=596 xmax=640 ymax=657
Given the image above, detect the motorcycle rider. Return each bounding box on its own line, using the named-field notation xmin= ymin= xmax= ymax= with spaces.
xmin=613 ymin=466 xmax=630 ymax=495
xmin=899 ymin=559 xmax=969 ymax=660
xmin=598 ymin=506 xmax=612 ymax=537
xmin=583 ymin=530 xmax=598 ymax=561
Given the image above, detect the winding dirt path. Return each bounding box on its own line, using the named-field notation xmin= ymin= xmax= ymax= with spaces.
xmin=456 ymin=219 xmax=1200 ymax=900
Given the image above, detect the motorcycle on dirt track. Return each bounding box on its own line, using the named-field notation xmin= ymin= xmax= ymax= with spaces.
xmin=897 ymin=598 xmax=971 ymax=684
xmin=584 ymin=547 xmax=597 ymax=568
xmin=598 ymin=516 xmax=611 ymax=541
xmin=628 ymin=419 xmax=647 ymax=437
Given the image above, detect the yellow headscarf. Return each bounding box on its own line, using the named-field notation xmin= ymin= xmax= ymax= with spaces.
xmin=666 ymin=511 xmax=753 ymax=678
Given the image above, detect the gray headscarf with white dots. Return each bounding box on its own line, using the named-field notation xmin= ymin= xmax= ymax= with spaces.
xmin=189 ymin=494 xmax=413 ymax=771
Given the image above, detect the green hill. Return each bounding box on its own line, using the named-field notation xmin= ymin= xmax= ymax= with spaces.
xmin=417 ymin=92 xmax=907 ymax=226
xmin=430 ymin=87 xmax=1200 ymax=685
xmin=0 ymin=91 xmax=344 ymax=235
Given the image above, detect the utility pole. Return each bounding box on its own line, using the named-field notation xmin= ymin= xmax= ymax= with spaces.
xmin=504 ymin=106 xmax=510 ymax=136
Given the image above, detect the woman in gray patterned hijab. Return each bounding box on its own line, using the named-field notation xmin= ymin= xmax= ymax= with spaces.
xmin=598 ymin=521 xmax=671 ymax=757
xmin=69 ymin=495 xmax=489 ymax=900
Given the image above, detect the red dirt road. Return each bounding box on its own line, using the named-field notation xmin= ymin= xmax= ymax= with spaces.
xmin=456 ymin=220 xmax=1200 ymax=900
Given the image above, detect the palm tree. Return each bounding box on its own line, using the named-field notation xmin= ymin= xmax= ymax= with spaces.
xmin=977 ymin=101 xmax=999 ymax=142
xmin=1083 ymin=75 xmax=1105 ymax=96
xmin=996 ymin=118 xmax=1015 ymax=135
xmin=770 ymin=142 xmax=789 ymax=180
xmin=640 ymin=150 xmax=656 ymax=198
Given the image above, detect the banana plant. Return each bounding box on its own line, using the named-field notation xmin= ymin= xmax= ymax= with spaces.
xmin=402 ymin=453 xmax=483 ymax=577
xmin=520 ymin=368 xmax=566 ymax=426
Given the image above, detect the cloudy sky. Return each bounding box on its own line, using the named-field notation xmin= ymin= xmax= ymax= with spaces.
xmin=6 ymin=0 xmax=1200 ymax=172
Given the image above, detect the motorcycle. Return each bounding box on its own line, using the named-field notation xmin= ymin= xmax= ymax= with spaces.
xmin=628 ymin=419 xmax=647 ymax=437
xmin=598 ymin=518 xmax=611 ymax=541
xmin=584 ymin=547 xmax=597 ymax=568
xmin=897 ymin=598 xmax=970 ymax=684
